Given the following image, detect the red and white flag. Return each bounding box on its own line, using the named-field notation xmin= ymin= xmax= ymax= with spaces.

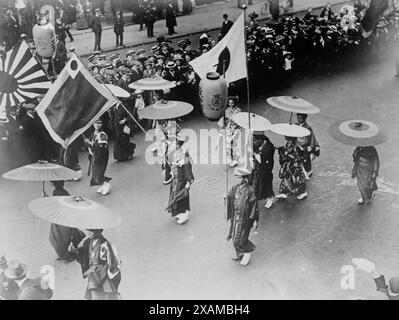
xmin=189 ymin=13 xmax=247 ymax=84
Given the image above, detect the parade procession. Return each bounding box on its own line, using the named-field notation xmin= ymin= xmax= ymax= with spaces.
xmin=2 ymin=0 xmax=399 ymax=302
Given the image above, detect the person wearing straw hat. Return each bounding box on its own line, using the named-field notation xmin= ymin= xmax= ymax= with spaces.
xmin=167 ymin=134 xmax=194 ymax=225
xmin=249 ymin=132 xmax=276 ymax=209
xmin=276 ymin=136 xmax=308 ymax=200
xmin=226 ymin=166 xmax=259 ymax=266
xmin=4 ymin=260 xmax=53 ymax=300
xmin=84 ymin=119 xmax=112 ymax=196
xmin=69 ymin=229 xmax=121 ymax=300
xmin=0 ymin=252 xmax=18 ymax=300
xmin=352 ymin=146 xmax=379 ymax=204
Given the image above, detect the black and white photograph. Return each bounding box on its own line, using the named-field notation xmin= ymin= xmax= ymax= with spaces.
xmin=1 ymin=0 xmax=399 ymax=306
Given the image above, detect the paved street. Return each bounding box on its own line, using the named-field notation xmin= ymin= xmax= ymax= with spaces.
xmin=1 ymin=30 xmax=399 ymax=300
xmin=66 ymin=0 xmax=348 ymax=57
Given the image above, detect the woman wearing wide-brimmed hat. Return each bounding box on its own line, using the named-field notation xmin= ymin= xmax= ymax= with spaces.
xmin=226 ymin=166 xmax=259 ymax=266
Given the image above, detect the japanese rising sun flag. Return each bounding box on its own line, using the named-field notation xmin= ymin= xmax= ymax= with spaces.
xmin=0 ymin=40 xmax=51 ymax=120
xmin=36 ymin=53 xmax=117 ymax=148
xmin=190 ymin=12 xmax=247 ymax=84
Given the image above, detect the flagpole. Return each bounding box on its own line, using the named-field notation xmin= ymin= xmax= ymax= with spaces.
xmin=70 ymin=48 xmax=151 ymax=140
xmin=222 ymin=59 xmax=228 ymax=221
xmin=21 ymin=36 xmax=51 ymax=78
xmin=242 ymin=4 xmax=251 ymax=131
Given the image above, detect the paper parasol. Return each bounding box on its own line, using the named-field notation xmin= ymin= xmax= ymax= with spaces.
xmin=104 ymin=84 xmax=130 ymax=98
xmin=29 ymin=196 xmax=121 ymax=229
xmin=266 ymin=96 xmax=320 ymax=114
xmin=269 ymin=123 xmax=311 ymax=137
xmin=137 ymin=100 xmax=193 ymax=120
xmin=2 ymin=161 xmax=81 ymax=181
xmin=232 ymin=112 xmax=271 ymax=131
xmin=128 ymin=78 xmax=176 ymax=91
xmin=328 ymin=120 xmax=386 ymax=146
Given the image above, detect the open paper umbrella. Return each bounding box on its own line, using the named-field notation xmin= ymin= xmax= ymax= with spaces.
xmin=137 ymin=100 xmax=193 ymax=120
xmin=328 ymin=120 xmax=386 ymax=146
xmin=269 ymin=123 xmax=311 ymax=137
xmin=267 ymin=96 xmax=320 ymax=123
xmin=2 ymin=161 xmax=82 ymax=196
xmin=128 ymin=78 xmax=176 ymax=91
xmin=104 ymin=84 xmax=130 ymax=98
xmin=232 ymin=112 xmax=271 ymax=131
xmin=28 ymin=196 xmax=121 ymax=229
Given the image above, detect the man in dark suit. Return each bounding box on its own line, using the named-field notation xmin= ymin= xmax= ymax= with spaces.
xmin=144 ymin=0 xmax=157 ymax=38
xmin=165 ymin=0 xmax=177 ymax=35
xmin=219 ymin=13 xmax=233 ymax=40
xmin=4 ymin=260 xmax=53 ymax=300
xmin=92 ymin=8 xmax=102 ymax=51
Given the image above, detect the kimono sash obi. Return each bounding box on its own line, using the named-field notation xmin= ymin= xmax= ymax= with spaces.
xmin=358 ymin=156 xmax=372 ymax=167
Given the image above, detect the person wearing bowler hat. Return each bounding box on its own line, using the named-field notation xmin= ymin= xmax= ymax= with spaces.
xmin=4 ymin=260 xmax=53 ymax=300
xmin=0 ymin=252 xmax=18 ymax=300
xmin=226 ymin=166 xmax=259 ymax=266
xmin=69 ymin=229 xmax=121 ymax=300
xmin=84 ymin=119 xmax=112 ymax=196
xmin=166 ymin=134 xmax=194 ymax=225
xmin=219 ymin=13 xmax=234 ymax=41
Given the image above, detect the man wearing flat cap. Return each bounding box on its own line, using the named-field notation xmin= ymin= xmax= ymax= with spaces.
xmin=4 ymin=260 xmax=52 ymax=300
xmin=226 ymin=166 xmax=259 ymax=266
xmin=92 ymin=8 xmax=102 ymax=52
xmin=0 ymin=252 xmax=18 ymax=300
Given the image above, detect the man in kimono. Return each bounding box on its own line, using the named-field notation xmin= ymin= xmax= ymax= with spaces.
xmin=226 ymin=166 xmax=259 ymax=266
xmin=249 ymin=132 xmax=275 ymax=209
xmin=296 ymin=113 xmax=319 ymax=178
xmin=84 ymin=119 xmax=112 ymax=195
xmin=69 ymin=229 xmax=121 ymax=300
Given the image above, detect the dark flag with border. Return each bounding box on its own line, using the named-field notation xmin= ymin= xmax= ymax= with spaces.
xmin=36 ymin=53 xmax=117 ymax=148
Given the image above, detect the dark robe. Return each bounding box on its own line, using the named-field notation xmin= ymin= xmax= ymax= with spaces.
xmin=74 ymin=235 xmax=121 ymax=300
xmin=250 ymin=137 xmax=275 ymax=200
xmin=352 ymin=146 xmax=379 ymax=201
xmin=112 ymin=106 xmax=136 ymax=161
xmin=49 ymin=188 xmax=85 ymax=261
xmin=227 ymin=180 xmax=259 ymax=254
xmin=278 ymin=141 xmax=307 ymax=195
xmin=168 ymin=150 xmax=194 ymax=217
xmin=87 ymin=131 xmax=112 ymax=187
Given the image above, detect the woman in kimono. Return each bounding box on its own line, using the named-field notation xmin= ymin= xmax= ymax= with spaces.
xmin=69 ymin=229 xmax=121 ymax=300
xmin=218 ymin=97 xmax=241 ymax=167
xmin=226 ymin=166 xmax=259 ymax=266
xmin=84 ymin=119 xmax=112 ymax=195
xmin=352 ymin=146 xmax=379 ymax=204
xmin=249 ymin=133 xmax=275 ymax=208
xmin=49 ymin=181 xmax=85 ymax=262
xmin=167 ymin=135 xmax=194 ymax=225
xmin=276 ymin=136 xmax=308 ymax=200
xmin=75 ymin=0 xmax=88 ymax=30
xmin=112 ymin=104 xmax=135 ymax=161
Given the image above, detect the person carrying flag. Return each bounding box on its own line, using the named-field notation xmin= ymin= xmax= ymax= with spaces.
xmin=84 ymin=119 xmax=112 ymax=195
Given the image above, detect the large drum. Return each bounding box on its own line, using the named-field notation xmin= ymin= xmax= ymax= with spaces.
xmin=199 ymin=72 xmax=228 ymax=121
xmin=33 ymin=20 xmax=56 ymax=58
